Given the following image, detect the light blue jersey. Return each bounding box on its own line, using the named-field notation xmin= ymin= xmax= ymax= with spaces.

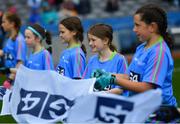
xmin=83 ymin=52 xmax=128 ymax=96
xmin=3 ymin=33 xmax=27 ymax=68
xmin=128 ymin=39 xmax=177 ymax=106
xmin=26 ymin=49 xmax=54 ymax=70
xmin=56 ymin=46 xmax=86 ymax=79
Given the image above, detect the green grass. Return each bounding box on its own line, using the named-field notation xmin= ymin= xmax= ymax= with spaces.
xmin=0 ymin=75 xmax=16 ymax=123
xmin=173 ymin=58 xmax=180 ymax=106
xmin=0 ymin=58 xmax=180 ymax=123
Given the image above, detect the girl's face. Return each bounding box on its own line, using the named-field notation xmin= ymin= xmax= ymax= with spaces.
xmin=88 ymin=33 xmax=107 ymax=53
xmin=25 ymin=29 xmax=37 ymax=47
xmin=133 ymin=14 xmax=152 ymax=42
xmin=1 ymin=15 xmax=14 ymax=32
xmin=59 ymin=24 xmax=75 ymax=44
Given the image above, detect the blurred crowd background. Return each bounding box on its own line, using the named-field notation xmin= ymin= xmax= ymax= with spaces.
xmin=0 ymin=0 xmax=180 ymax=65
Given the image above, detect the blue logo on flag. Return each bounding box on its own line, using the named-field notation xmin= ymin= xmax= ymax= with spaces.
xmin=95 ymin=96 xmax=134 ymax=123
xmin=17 ymin=88 xmax=74 ymax=120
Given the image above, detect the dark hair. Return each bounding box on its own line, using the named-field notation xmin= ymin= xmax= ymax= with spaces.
xmin=4 ymin=12 xmax=21 ymax=40
xmin=0 ymin=11 xmax=5 ymax=49
xmin=135 ymin=4 xmax=174 ymax=49
xmin=28 ymin=23 xmax=52 ymax=53
xmin=60 ymin=16 xmax=86 ymax=55
xmin=0 ymin=11 xmax=3 ymax=24
xmin=88 ymin=23 xmax=117 ymax=52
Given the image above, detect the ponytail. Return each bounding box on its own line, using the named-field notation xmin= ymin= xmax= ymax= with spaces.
xmin=45 ymin=31 xmax=52 ymax=54
xmin=162 ymin=32 xmax=174 ymax=50
xmin=77 ymin=28 xmax=86 ymax=56
xmin=47 ymin=46 xmax=52 ymax=54
xmin=45 ymin=30 xmax=52 ymax=45
xmin=109 ymin=43 xmax=117 ymax=52
xmin=81 ymin=44 xmax=86 ymax=56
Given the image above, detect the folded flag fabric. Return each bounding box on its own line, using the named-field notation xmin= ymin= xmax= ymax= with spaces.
xmin=0 ymin=65 xmax=162 ymax=123
xmin=67 ymin=89 xmax=162 ymax=123
xmin=1 ymin=65 xmax=95 ymax=123
xmin=0 ymin=86 xmax=6 ymax=100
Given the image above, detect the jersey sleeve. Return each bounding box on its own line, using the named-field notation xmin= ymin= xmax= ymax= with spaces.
xmin=82 ymin=58 xmax=93 ymax=79
xmin=117 ymin=55 xmax=128 ymax=74
xmin=112 ymin=54 xmax=128 ymax=89
xmin=70 ymin=48 xmax=86 ymax=78
xmin=142 ymin=45 xmax=167 ymax=87
xmin=43 ymin=50 xmax=54 ymax=70
xmin=15 ymin=36 xmax=27 ymax=63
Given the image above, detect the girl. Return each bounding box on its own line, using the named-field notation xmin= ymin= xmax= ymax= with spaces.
xmin=0 ymin=12 xmax=27 ymax=88
xmin=0 ymin=23 xmax=54 ymax=97
xmin=0 ymin=12 xmax=27 ymax=68
xmin=24 ymin=23 xmax=54 ymax=70
xmin=56 ymin=16 xmax=86 ymax=79
xmin=0 ymin=23 xmax=54 ymax=89
xmin=83 ymin=24 xmax=128 ymax=95
xmin=0 ymin=11 xmax=5 ymax=66
xmin=92 ymin=4 xmax=177 ymax=106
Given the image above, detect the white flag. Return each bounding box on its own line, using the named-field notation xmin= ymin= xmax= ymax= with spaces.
xmin=67 ymin=89 xmax=162 ymax=123
xmin=1 ymin=65 xmax=95 ymax=123
xmin=1 ymin=89 xmax=12 ymax=115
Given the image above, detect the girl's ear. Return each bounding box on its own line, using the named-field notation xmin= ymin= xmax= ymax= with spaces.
xmin=150 ymin=22 xmax=158 ymax=33
xmin=71 ymin=31 xmax=77 ymax=36
xmin=103 ymin=37 xmax=109 ymax=45
xmin=35 ymin=36 xmax=41 ymax=42
xmin=10 ymin=21 xmax=16 ymax=28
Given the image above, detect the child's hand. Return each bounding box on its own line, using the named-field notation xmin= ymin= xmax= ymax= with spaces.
xmin=91 ymin=69 xmax=104 ymax=78
xmin=92 ymin=69 xmax=116 ymax=90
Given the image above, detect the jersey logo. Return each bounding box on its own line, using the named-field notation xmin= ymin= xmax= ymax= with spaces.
xmin=129 ymin=71 xmax=140 ymax=82
xmin=57 ymin=66 xmax=65 ymax=76
xmin=62 ymin=56 xmax=69 ymax=64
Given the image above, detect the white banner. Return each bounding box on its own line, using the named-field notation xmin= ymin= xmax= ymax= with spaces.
xmin=1 ymin=65 xmax=95 ymax=123
xmin=67 ymin=89 xmax=162 ymax=123
xmin=1 ymin=89 xmax=12 ymax=115
xmin=0 ymin=65 xmax=162 ymax=123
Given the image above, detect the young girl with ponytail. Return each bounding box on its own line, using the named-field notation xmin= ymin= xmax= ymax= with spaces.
xmin=56 ymin=17 xmax=86 ymax=79
xmin=92 ymin=4 xmax=177 ymax=106
xmin=24 ymin=23 xmax=54 ymax=70
xmin=83 ymin=23 xmax=128 ymax=95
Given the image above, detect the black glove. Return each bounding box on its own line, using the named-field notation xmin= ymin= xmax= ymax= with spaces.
xmin=0 ymin=67 xmax=10 ymax=74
